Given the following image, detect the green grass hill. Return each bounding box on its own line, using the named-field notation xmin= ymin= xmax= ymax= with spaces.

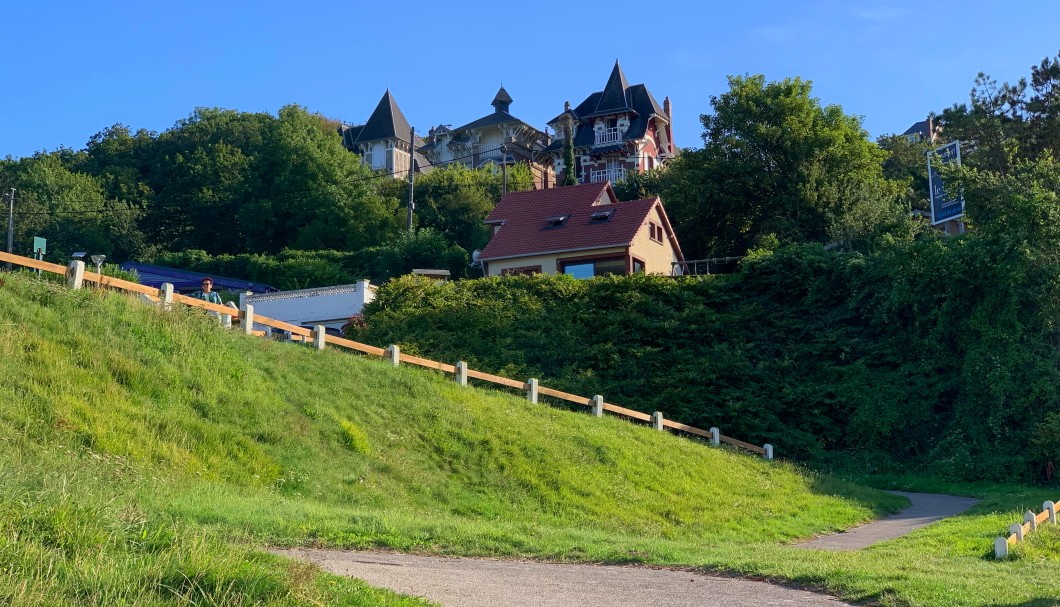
xmin=1 ymin=272 xmax=1058 ymax=606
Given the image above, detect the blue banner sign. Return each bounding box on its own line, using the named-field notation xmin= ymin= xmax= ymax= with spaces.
xmin=928 ymin=141 xmax=964 ymax=224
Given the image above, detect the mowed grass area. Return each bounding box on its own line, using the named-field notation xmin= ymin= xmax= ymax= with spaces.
xmin=0 ymin=272 xmax=1057 ymax=606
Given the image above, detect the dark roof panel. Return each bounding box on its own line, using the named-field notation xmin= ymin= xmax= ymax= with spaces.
xmin=353 ymin=90 xmax=413 ymax=144
xmin=120 ymin=262 xmax=277 ymax=294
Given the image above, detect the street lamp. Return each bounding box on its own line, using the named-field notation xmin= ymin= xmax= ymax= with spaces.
xmin=90 ymin=254 xmax=106 ymax=276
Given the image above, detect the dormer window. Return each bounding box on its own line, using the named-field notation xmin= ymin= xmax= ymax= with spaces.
xmin=544 ymin=214 xmax=570 ymax=229
xmin=589 ymin=209 xmax=614 ymax=224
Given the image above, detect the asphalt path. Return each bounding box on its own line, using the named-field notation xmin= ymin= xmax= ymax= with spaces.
xmin=276 ymin=549 xmax=852 ymax=607
xmin=798 ymin=491 xmax=980 ymax=550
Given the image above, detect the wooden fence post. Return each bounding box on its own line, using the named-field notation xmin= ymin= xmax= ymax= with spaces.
xmin=159 ymin=283 xmax=174 ymax=310
xmin=764 ymin=444 xmax=774 ymax=460
xmin=455 ymin=361 xmax=468 ymax=386
xmin=1046 ymin=501 xmax=1056 ymax=524
xmin=314 ymin=326 xmax=326 ymax=350
xmin=994 ymin=537 xmax=1009 ymax=559
xmin=709 ymin=427 xmax=720 ymax=447
xmin=526 ymin=378 xmax=539 ymax=404
xmin=67 ymin=260 xmax=85 ymax=290
xmin=241 ymin=304 xmax=255 ymax=335
xmin=591 ymin=395 xmax=603 ymax=417
xmin=651 ymin=411 xmax=664 ymax=431
xmin=386 ymin=344 xmax=400 ymax=366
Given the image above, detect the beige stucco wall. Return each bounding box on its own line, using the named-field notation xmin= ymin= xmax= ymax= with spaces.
xmin=628 ymin=205 xmax=680 ymax=275
xmin=485 ymin=247 xmax=627 ymax=277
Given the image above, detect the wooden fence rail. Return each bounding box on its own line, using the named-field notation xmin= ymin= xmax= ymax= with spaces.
xmin=994 ymin=500 xmax=1057 ymax=558
xmin=0 ymin=251 xmax=773 ymax=458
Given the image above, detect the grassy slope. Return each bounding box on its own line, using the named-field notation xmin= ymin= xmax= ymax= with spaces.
xmin=0 ymin=273 xmax=1056 ymax=606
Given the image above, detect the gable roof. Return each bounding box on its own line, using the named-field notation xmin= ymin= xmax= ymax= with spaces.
xmin=352 ymin=90 xmax=413 ymax=144
xmin=479 ymin=182 xmax=683 ymax=262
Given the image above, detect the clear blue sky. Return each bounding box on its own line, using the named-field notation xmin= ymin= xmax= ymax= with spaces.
xmin=4 ymin=1 xmax=1059 ymax=159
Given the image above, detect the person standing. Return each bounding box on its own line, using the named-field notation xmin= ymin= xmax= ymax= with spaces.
xmin=190 ymin=277 xmax=223 ymax=305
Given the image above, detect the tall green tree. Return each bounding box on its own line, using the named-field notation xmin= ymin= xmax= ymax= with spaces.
xmin=662 ymin=75 xmax=903 ymax=257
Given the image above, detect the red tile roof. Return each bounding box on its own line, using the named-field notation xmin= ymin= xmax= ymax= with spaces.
xmin=479 ymin=182 xmax=678 ymax=262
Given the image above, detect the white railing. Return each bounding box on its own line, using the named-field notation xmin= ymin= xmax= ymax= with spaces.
xmin=595 ymin=128 xmax=621 ymax=145
xmin=589 ymin=167 xmax=627 ymax=184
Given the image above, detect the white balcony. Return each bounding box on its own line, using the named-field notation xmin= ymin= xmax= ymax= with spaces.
xmin=595 ymin=128 xmax=622 ymax=146
xmin=589 ymin=167 xmax=627 ymax=184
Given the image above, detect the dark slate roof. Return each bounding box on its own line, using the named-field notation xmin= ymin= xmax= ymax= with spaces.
xmin=543 ymin=63 xmax=667 ymax=153
xmin=902 ymin=120 xmax=930 ymax=137
xmin=584 ymin=61 xmax=635 ymax=118
xmin=454 ymin=110 xmax=532 ymax=132
xmin=479 ymin=182 xmax=683 ymax=262
xmin=492 ymin=86 xmax=513 ymax=112
xmin=352 ymin=90 xmax=414 ymax=144
xmin=120 ymin=262 xmax=277 ymax=294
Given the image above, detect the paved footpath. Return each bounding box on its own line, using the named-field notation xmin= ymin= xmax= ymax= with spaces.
xmin=277 ymin=549 xmax=852 ymax=607
xmin=798 ymin=491 xmax=980 ymax=551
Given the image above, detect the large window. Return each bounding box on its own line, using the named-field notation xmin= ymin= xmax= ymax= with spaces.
xmin=561 ymin=257 xmax=625 ymax=279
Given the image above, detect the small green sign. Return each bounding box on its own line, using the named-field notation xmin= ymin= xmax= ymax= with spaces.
xmin=32 ymin=236 xmax=47 ymax=256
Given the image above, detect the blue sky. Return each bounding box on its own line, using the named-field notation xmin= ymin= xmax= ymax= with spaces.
xmin=4 ymin=1 xmax=1059 ymax=159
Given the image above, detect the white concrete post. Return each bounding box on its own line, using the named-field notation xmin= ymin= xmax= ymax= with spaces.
xmin=651 ymin=411 xmax=664 ymax=431
xmin=591 ymin=395 xmax=604 ymax=417
xmin=222 ymin=302 xmax=237 ymax=328
xmin=67 ymin=260 xmax=85 ymax=290
xmin=263 ymin=326 xmax=273 ymax=338
xmin=709 ymin=427 xmax=720 ymax=447
xmin=994 ymin=537 xmax=1009 ymax=559
xmin=455 ymin=361 xmax=468 ymax=387
xmin=526 ymin=379 xmax=539 ymax=404
xmin=159 ymin=283 xmax=174 ymax=310
xmin=314 ymin=325 xmax=326 ymax=351
xmin=1010 ymin=523 xmax=1024 ymax=542
xmin=1045 ymin=501 xmax=1056 ymax=524
xmin=1025 ymin=510 xmax=1038 ymax=532
xmin=386 ymin=344 xmax=400 ymax=366
xmin=764 ymin=444 xmax=774 ymax=460
xmin=241 ymin=304 xmax=255 ymax=335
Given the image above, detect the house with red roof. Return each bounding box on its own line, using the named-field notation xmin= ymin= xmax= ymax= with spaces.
xmin=478 ymin=182 xmax=684 ymax=277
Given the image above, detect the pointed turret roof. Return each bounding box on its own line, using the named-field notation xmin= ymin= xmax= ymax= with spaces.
xmin=353 ymin=89 xmax=413 ymax=144
xmin=491 ymin=86 xmax=513 ymax=113
xmin=590 ymin=60 xmax=634 ymax=117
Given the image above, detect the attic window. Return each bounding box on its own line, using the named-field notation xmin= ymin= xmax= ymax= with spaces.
xmin=544 ymin=214 xmax=570 ymax=229
xmin=589 ymin=209 xmax=614 ymax=223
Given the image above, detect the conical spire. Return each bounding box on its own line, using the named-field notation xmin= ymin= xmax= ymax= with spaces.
xmin=594 ymin=60 xmax=632 ymax=115
xmin=356 ymin=89 xmax=413 ymax=143
xmin=491 ymin=86 xmax=513 ymax=113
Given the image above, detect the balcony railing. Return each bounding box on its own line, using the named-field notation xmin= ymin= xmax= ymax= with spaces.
xmin=594 ymin=128 xmax=621 ymax=145
xmin=589 ymin=167 xmax=627 ymax=184
xmin=476 ymin=144 xmax=502 ymax=159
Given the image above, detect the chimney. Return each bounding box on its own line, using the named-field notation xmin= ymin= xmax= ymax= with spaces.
xmin=663 ymin=96 xmax=672 ymax=120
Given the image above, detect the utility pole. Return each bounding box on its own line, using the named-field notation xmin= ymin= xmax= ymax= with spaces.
xmin=5 ymin=188 xmax=15 ymax=270
xmin=501 ymin=144 xmax=508 ymax=195
xmin=406 ymin=126 xmax=415 ymax=231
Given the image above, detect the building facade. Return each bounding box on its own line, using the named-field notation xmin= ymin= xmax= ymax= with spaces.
xmin=478 ymin=182 xmax=684 ymax=277
xmin=419 ymin=87 xmax=554 ymax=189
xmin=339 ymin=90 xmax=430 ymax=177
xmin=541 ymin=61 xmax=675 ymax=185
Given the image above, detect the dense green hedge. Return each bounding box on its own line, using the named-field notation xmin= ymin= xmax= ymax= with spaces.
xmin=358 ymin=239 xmax=1060 ymax=482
